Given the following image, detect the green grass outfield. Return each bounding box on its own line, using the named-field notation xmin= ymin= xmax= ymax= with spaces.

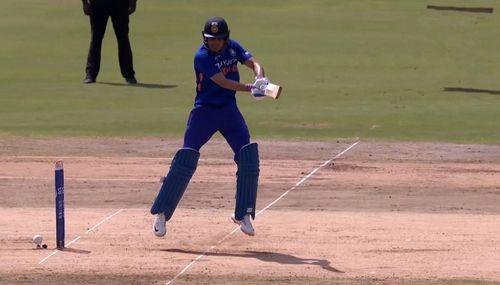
xmin=1 ymin=0 xmax=499 ymax=143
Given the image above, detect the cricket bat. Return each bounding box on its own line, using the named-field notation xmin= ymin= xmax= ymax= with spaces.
xmin=264 ymin=83 xmax=282 ymax=99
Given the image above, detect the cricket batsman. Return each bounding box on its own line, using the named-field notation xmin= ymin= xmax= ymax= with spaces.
xmin=150 ymin=16 xmax=270 ymax=237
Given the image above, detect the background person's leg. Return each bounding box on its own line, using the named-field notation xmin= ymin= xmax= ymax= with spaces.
xmin=85 ymin=1 xmax=109 ymax=80
xmin=110 ymin=0 xmax=135 ymax=80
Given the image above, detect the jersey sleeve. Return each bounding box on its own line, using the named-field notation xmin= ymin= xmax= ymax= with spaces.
xmin=231 ymin=40 xmax=253 ymax=63
xmin=194 ymin=52 xmax=220 ymax=78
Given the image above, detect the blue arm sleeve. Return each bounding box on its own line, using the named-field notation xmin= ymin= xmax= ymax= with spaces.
xmin=231 ymin=40 xmax=253 ymax=64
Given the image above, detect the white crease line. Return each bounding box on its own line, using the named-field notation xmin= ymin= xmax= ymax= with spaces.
xmin=164 ymin=141 xmax=360 ymax=285
xmin=38 ymin=209 xmax=124 ymax=265
xmin=4 ymin=155 xmax=169 ymax=161
xmin=1 ymin=155 xmax=211 ymax=162
xmin=38 ymin=249 xmax=59 ymax=264
xmin=165 ymin=227 xmax=241 ymax=285
xmin=85 ymin=209 xmax=124 ymax=234
xmin=257 ymin=140 xmax=360 ymax=215
xmin=0 ymin=176 xmax=157 ymax=182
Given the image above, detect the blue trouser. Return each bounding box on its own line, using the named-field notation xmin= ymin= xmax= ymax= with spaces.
xmin=183 ymin=104 xmax=250 ymax=162
xmin=151 ymin=104 xmax=259 ymax=221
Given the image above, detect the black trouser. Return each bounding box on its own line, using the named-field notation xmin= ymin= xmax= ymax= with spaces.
xmin=85 ymin=0 xmax=135 ymax=79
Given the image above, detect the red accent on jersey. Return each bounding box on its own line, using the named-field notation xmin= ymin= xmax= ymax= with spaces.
xmin=197 ymin=73 xmax=204 ymax=92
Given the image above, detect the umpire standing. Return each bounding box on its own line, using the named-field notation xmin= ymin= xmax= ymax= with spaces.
xmin=82 ymin=0 xmax=137 ymax=84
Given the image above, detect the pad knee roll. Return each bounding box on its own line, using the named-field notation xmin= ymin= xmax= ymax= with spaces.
xmin=150 ymin=148 xmax=200 ymax=219
xmin=235 ymin=143 xmax=259 ymax=221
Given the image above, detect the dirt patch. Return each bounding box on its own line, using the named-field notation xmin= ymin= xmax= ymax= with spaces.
xmin=0 ymin=137 xmax=499 ymax=284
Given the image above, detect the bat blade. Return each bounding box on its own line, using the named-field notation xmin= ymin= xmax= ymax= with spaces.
xmin=264 ymin=83 xmax=282 ymax=99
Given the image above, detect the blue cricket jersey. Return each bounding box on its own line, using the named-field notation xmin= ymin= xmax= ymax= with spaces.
xmin=194 ymin=39 xmax=253 ymax=107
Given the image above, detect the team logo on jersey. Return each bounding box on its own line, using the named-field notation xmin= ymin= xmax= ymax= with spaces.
xmin=229 ymin=48 xmax=236 ymax=56
xmin=210 ymin=22 xmax=219 ymax=33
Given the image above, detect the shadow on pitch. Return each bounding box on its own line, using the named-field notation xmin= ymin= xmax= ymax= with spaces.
xmin=5 ymin=247 xmax=90 ymax=253
xmin=444 ymin=87 xmax=500 ymax=95
xmin=162 ymin=249 xmax=344 ymax=273
xmin=59 ymin=247 xmax=91 ymax=254
xmin=97 ymin=82 xmax=177 ymax=89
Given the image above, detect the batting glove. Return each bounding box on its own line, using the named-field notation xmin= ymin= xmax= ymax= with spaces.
xmin=253 ymin=77 xmax=269 ymax=92
xmin=251 ymin=87 xmax=266 ymax=100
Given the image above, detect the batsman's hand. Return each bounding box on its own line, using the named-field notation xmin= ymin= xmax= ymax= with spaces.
xmin=250 ymin=77 xmax=269 ymax=100
xmin=253 ymin=77 xmax=269 ymax=91
xmin=82 ymin=0 xmax=92 ymax=16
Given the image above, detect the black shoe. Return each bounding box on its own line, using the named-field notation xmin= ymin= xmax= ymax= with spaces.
xmin=125 ymin=77 xmax=137 ymax=85
xmin=83 ymin=76 xmax=96 ymax=84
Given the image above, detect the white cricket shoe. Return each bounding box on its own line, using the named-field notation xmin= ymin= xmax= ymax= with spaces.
xmin=153 ymin=213 xmax=167 ymax=237
xmin=232 ymin=214 xmax=255 ymax=236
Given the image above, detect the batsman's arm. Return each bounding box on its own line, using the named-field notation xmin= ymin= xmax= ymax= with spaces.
xmin=210 ymin=73 xmax=253 ymax=92
xmin=243 ymin=58 xmax=265 ymax=79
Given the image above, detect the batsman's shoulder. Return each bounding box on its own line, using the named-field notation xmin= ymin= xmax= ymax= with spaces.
xmin=194 ymin=49 xmax=213 ymax=68
xmin=194 ymin=46 xmax=209 ymax=58
xmin=228 ymin=39 xmax=241 ymax=48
